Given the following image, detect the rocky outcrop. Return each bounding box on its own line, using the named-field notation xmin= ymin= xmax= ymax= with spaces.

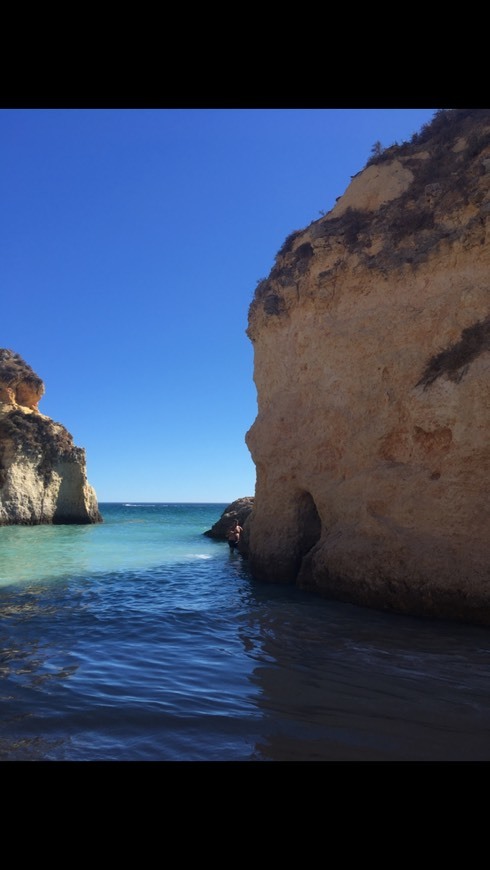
xmin=243 ymin=109 xmax=490 ymax=625
xmin=204 ymin=497 xmax=254 ymax=539
xmin=0 ymin=349 xmax=102 ymax=525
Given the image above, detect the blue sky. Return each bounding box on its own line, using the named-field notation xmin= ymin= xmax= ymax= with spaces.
xmin=1 ymin=107 xmax=436 ymax=503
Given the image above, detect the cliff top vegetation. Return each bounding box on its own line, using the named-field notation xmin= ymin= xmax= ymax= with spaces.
xmin=0 ymin=348 xmax=44 ymax=394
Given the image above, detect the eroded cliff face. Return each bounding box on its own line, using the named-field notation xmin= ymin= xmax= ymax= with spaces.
xmin=244 ymin=109 xmax=490 ymax=625
xmin=0 ymin=349 xmax=102 ymax=525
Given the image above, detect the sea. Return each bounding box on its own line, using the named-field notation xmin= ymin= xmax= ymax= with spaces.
xmin=0 ymin=501 xmax=489 ymax=764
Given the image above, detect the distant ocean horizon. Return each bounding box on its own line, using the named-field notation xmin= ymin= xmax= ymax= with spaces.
xmin=1 ymin=501 xmax=489 ymax=762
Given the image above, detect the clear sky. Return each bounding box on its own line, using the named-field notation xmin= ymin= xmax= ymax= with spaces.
xmin=1 ymin=107 xmax=437 ymax=503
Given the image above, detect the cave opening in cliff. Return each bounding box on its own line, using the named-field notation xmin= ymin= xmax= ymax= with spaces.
xmin=294 ymin=490 xmax=322 ymax=572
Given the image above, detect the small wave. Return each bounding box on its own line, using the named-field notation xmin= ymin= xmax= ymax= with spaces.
xmin=191 ymin=554 xmax=212 ymax=560
xmin=123 ymin=504 xmax=156 ymax=507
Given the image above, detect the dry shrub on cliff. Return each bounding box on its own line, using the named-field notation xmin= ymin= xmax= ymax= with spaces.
xmin=309 ymin=208 xmax=372 ymax=253
xmin=410 ymin=108 xmax=486 ymax=148
xmin=276 ymin=229 xmax=303 ymax=258
xmin=389 ymin=207 xmax=436 ymax=244
xmin=340 ymin=207 xmax=372 ymax=248
xmin=367 ymin=109 xmax=490 ymax=188
xmin=257 ymin=110 xmax=490 ymax=310
xmin=365 ymin=109 xmax=487 ymax=169
xmin=378 ymin=111 xmax=490 ymax=263
xmin=0 ymin=411 xmax=78 ymax=484
xmin=0 ymin=348 xmax=44 ymax=392
xmin=4 ymin=411 xmax=75 ymax=454
xmin=416 ymin=315 xmax=490 ymax=389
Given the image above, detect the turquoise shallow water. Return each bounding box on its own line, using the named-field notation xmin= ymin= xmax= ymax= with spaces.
xmin=1 ymin=502 xmax=490 ymax=762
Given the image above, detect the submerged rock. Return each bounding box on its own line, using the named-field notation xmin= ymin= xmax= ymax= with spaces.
xmin=0 ymin=349 xmax=102 ymax=525
xmin=244 ymin=109 xmax=490 ymax=625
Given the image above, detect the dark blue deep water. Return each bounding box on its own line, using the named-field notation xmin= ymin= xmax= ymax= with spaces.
xmin=1 ymin=503 xmax=489 ymax=762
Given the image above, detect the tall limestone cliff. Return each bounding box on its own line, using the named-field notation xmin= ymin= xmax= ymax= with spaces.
xmin=0 ymin=349 xmax=102 ymax=525
xmin=244 ymin=108 xmax=490 ymax=626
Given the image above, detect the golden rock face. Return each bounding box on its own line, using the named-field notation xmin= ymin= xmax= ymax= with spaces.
xmin=0 ymin=349 xmax=45 ymax=410
xmin=0 ymin=349 xmax=101 ymax=525
xmin=244 ymin=109 xmax=490 ymax=625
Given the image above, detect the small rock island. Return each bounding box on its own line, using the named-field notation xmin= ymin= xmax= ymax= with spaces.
xmin=0 ymin=349 xmax=102 ymax=525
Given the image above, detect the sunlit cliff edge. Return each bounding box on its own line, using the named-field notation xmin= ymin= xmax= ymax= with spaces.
xmin=242 ymin=108 xmax=490 ymax=626
xmin=0 ymin=349 xmax=102 ymax=525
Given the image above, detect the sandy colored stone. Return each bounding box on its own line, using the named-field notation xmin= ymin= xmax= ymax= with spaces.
xmin=329 ymin=159 xmax=415 ymax=217
xmin=244 ymin=109 xmax=490 ymax=625
xmin=0 ymin=349 xmax=101 ymax=525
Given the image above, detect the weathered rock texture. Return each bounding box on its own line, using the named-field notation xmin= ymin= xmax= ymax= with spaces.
xmin=204 ymin=497 xmax=254 ymax=539
xmin=244 ymin=109 xmax=490 ymax=626
xmin=0 ymin=349 xmax=102 ymax=525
